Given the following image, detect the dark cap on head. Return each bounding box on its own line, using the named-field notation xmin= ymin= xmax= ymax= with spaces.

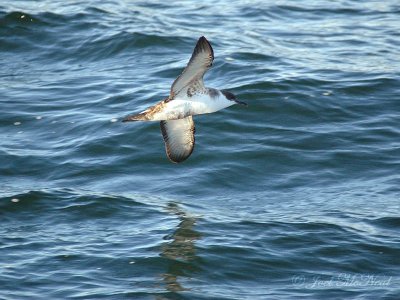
xmin=221 ymin=90 xmax=247 ymax=106
xmin=221 ymin=90 xmax=236 ymax=100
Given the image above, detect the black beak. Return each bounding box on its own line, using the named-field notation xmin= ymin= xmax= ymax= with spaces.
xmin=235 ymin=99 xmax=248 ymax=106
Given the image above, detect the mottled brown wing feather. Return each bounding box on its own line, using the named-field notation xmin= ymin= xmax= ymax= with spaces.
xmin=170 ymin=36 xmax=214 ymax=98
xmin=160 ymin=116 xmax=195 ymax=163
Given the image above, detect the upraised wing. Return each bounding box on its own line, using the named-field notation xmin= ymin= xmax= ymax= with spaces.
xmin=170 ymin=36 xmax=214 ymax=98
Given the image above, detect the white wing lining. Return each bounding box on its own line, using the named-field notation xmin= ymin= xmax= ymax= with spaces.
xmin=160 ymin=116 xmax=195 ymax=163
xmin=170 ymin=36 xmax=214 ymax=98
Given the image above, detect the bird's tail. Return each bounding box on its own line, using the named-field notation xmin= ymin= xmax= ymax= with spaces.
xmin=122 ymin=112 xmax=149 ymax=122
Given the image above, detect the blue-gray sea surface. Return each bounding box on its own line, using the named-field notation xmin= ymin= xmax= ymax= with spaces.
xmin=1 ymin=0 xmax=399 ymax=299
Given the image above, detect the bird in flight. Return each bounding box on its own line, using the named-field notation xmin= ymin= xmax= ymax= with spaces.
xmin=123 ymin=36 xmax=247 ymax=163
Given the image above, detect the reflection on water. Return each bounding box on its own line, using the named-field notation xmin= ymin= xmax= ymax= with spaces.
xmin=160 ymin=202 xmax=201 ymax=293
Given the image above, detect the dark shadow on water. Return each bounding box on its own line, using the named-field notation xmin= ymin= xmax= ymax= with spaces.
xmin=158 ymin=202 xmax=201 ymax=297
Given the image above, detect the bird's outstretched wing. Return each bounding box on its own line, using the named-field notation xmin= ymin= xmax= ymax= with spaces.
xmin=160 ymin=116 xmax=195 ymax=163
xmin=170 ymin=36 xmax=214 ymax=99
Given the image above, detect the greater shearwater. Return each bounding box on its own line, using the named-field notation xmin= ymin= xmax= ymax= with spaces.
xmin=123 ymin=36 xmax=247 ymax=163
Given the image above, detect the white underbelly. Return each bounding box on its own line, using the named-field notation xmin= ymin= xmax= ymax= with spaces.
xmin=155 ymin=98 xmax=231 ymax=120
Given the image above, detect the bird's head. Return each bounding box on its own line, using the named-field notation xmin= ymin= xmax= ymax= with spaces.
xmin=221 ymin=90 xmax=247 ymax=106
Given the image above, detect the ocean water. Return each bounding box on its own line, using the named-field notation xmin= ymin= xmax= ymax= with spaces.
xmin=1 ymin=0 xmax=399 ymax=299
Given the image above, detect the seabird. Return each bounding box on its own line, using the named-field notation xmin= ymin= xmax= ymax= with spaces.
xmin=123 ymin=36 xmax=247 ymax=163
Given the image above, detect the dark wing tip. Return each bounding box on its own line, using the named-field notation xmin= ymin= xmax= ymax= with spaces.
xmin=167 ymin=152 xmax=189 ymax=164
xmin=194 ymin=36 xmax=214 ymax=61
xmin=198 ymin=36 xmax=208 ymax=44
